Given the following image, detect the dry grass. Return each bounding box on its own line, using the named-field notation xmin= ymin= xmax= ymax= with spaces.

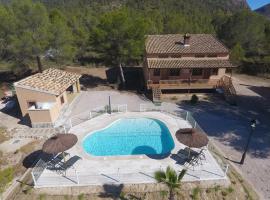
xmin=13 ymin=167 xmax=259 ymax=200
xmin=18 ymin=140 xmax=41 ymax=155
xmin=65 ymin=66 xmax=108 ymax=79
xmin=10 ymin=140 xmax=259 ymax=200
xmin=0 ymin=127 xmax=9 ymax=144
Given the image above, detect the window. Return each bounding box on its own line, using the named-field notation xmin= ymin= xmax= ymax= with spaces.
xmin=28 ymin=101 xmax=37 ymax=108
xmin=212 ymin=68 xmax=218 ymax=75
xmin=153 ymin=69 xmax=160 ymax=76
xmin=170 ymin=69 xmax=181 ymax=76
xmin=60 ymin=96 xmax=65 ymax=104
xmin=192 ymin=68 xmax=203 ymax=76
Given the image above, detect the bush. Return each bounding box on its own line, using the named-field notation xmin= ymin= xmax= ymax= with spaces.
xmin=190 ymin=94 xmax=199 ymax=105
xmin=0 ymin=127 xmax=9 ymax=143
xmin=191 ymin=187 xmax=201 ymax=200
xmin=0 ymin=167 xmax=14 ymax=193
xmin=214 ymin=185 xmax=221 ymax=192
xmin=171 ymin=96 xmax=177 ymax=101
xmin=226 ymin=186 xmax=234 ymax=193
xmin=78 ymin=194 xmax=85 ymax=200
xmin=221 ymin=190 xmax=228 ymax=196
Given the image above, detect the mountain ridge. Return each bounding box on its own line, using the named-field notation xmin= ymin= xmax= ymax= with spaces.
xmin=255 ymin=3 xmax=270 ymax=19
xmin=0 ymin=0 xmax=250 ymax=12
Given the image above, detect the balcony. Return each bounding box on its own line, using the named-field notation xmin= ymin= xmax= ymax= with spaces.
xmin=147 ymin=79 xmax=218 ymax=90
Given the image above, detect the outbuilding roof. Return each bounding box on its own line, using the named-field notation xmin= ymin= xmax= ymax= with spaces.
xmin=14 ymin=68 xmax=81 ymax=95
xmin=147 ymin=58 xmax=234 ymax=69
xmin=145 ymin=34 xmax=229 ymax=54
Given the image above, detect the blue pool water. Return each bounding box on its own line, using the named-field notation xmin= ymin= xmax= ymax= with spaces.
xmin=82 ymin=118 xmax=175 ymax=156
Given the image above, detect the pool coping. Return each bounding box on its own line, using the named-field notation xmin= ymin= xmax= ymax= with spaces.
xmin=81 ymin=117 xmax=175 ymax=157
xmin=69 ymin=112 xmax=192 ymax=161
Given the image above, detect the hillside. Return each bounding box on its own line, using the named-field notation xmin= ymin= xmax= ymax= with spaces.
xmin=0 ymin=0 xmax=270 ymax=77
xmin=256 ymin=3 xmax=270 ymax=19
xmin=0 ymin=0 xmax=250 ymax=12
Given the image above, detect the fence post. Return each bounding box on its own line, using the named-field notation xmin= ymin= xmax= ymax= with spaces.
xmin=224 ymin=164 xmax=229 ymax=177
xmin=69 ymin=119 xmax=72 ymax=128
xmin=31 ymin=171 xmax=37 ymax=186
xmin=63 ymin=126 xmax=67 ymax=133
xmin=75 ymin=169 xmax=79 ymax=184
xmin=89 ymin=111 xmax=92 ymax=119
xmin=185 ymin=111 xmax=189 ymax=121
xmin=194 ymin=121 xmax=197 ymax=128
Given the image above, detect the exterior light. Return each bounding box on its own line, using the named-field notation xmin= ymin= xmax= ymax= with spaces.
xmin=240 ymin=119 xmax=257 ymax=165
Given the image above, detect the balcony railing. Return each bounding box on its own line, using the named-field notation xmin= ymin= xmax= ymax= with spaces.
xmin=147 ymin=79 xmax=217 ymax=89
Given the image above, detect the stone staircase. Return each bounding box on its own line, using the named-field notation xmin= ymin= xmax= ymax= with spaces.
xmin=217 ymin=75 xmax=237 ymax=105
xmin=54 ymin=93 xmax=82 ymax=128
xmin=152 ymin=87 xmax=162 ymax=102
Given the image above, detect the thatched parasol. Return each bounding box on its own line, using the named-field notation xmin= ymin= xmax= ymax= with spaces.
xmin=42 ymin=133 xmax=78 ymax=155
xmin=175 ymin=128 xmax=209 ymax=158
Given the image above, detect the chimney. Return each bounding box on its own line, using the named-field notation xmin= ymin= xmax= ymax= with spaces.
xmin=183 ymin=33 xmax=191 ymax=47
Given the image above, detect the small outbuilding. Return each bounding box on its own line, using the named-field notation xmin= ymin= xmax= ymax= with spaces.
xmin=14 ymin=68 xmax=81 ymax=128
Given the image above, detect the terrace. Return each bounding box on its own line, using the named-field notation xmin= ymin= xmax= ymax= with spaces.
xmin=31 ymin=105 xmax=229 ymax=188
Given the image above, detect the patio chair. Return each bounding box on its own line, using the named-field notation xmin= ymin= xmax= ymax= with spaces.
xmin=57 ymin=155 xmax=82 ymax=174
xmin=47 ymin=152 xmax=70 ymax=170
xmin=198 ymin=148 xmax=206 ymax=161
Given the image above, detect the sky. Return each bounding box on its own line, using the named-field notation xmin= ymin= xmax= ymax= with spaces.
xmin=247 ymin=0 xmax=270 ymax=10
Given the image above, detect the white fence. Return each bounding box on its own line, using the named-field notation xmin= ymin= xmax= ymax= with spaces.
xmin=31 ymin=104 xmax=229 ymax=187
xmin=65 ymin=104 xmax=128 ymax=129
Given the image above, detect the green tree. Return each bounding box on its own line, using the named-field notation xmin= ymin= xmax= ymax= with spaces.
xmin=154 ymin=166 xmax=186 ymax=200
xmin=92 ymin=8 xmax=150 ymax=66
xmin=219 ymin=10 xmax=267 ymax=56
xmin=0 ymin=5 xmax=15 ymax=59
xmin=48 ymin=9 xmax=75 ymax=63
xmin=9 ymin=0 xmax=50 ymax=65
xmin=230 ymin=43 xmax=245 ymax=66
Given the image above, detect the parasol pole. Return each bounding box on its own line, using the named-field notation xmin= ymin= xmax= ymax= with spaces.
xmin=62 ymin=151 xmax=66 ymax=176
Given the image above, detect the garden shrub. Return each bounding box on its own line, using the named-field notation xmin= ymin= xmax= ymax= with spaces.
xmin=190 ymin=94 xmax=199 ymax=104
xmin=0 ymin=167 xmax=14 ymax=193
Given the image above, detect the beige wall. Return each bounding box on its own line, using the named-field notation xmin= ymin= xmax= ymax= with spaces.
xmin=28 ymin=109 xmax=52 ymax=123
xmin=209 ymin=68 xmax=226 ymax=80
xmin=15 ymin=87 xmax=56 ymax=116
xmin=15 ymin=87 xmax=69 ymax=124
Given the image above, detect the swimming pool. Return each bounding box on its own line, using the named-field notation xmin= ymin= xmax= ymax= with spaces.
xmin=82 ymin=118 xmax=175 ymax=156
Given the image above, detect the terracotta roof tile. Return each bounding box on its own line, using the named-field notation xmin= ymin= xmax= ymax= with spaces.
xmin=146 ymin=34 xmax=229 ymax=54
xmin=147 ymin=58 xmax=234 ymax=69
xmin=15 ymin=68 xmax=81 ymax=95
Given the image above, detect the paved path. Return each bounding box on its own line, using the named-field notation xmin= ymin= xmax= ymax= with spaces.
xmin=178 ymin=75 xmax=270 ymax=199
xmin=66 ymin=79 xmax=270 ymax=199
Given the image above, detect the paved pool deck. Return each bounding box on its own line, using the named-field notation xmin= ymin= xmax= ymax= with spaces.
xmin=35 ymin=112 xmax=228 ymax=188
